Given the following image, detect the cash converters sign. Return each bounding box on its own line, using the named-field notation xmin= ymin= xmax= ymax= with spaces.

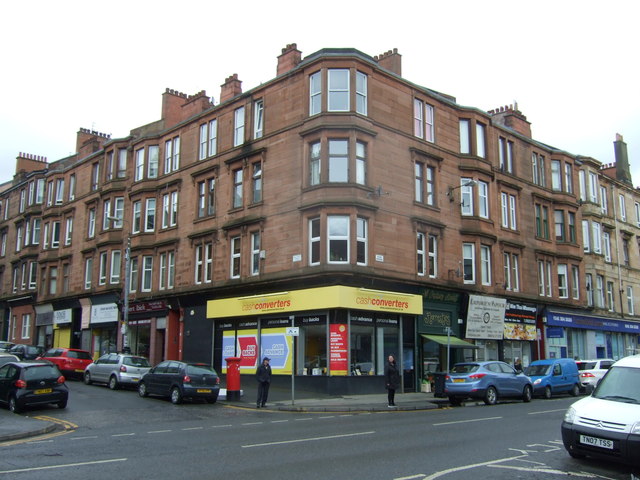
xmin=207 ymin=286 xmax=422 ymax=318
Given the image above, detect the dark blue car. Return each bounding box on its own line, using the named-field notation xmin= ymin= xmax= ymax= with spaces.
xmin=445 ymin=361 xmax=533 ymax=406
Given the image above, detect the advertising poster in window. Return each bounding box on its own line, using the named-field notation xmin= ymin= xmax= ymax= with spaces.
xmin=503 ymin=302 xmax=537 ymax=341
xmin=329 ymin=324 xmax=348 ymax=375
xmin=260 ymin=327 xmax=292 ymax=375
xmin=466 ymin=295 xmax=507 ymax=340
xmin=220 ymin=330 xmax=259 ymax=373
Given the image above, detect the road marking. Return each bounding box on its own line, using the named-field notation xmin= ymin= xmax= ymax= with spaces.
xmin=33 ymin=416 xmax=77 ymax=430
xmin=24 ymin=440 xmax=54 ymax=444
xmin=241 ymin=422 xmax=263 ymax=426
xmin=421 ymin=454 xmax=527 ymax=479
xmin=148 ymin=430 xmax=172 ymax=434
xmin=71 ymin=436 xmax=98 ymax=441
xmin=112 ymin=433 xmax=135 ymax=437
xmin=0 ymin=458 xmax=127 ymax=474
xmin=433 ymin=416 xmax=502 ymax=426
xmin=395 ymin=475 xmax=426 ymax=480
xmin=212 ymin=424 xmax=233 ymax=428
xmin=319 ymin=416 xmax=335 ymax=419
xmin=270 ymin=420 xmax=289 ymax=423
xmin=181 ymin=427 xmax=203 ymax=431
xmin=242 ymin=431 xmax=375 ymax=448
xmin=488 ymin=463 xmax=606 ymax=477
xmin=528 ymin=408 xmax=567 ymax=415
xmin=294 ymin=418 xmax=313 ymax=421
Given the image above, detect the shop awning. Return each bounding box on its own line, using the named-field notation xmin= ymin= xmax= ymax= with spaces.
xmin=421 ymin=334 xmax=479 ymax=349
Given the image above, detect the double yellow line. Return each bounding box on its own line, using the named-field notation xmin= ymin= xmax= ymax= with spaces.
xmin=0 ymin=416 xmax=78 ymax=446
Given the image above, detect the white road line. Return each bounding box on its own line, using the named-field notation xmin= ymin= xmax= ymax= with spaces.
xmin=241 ymin=422 xmax=264 ymax=426
xmin=148 ymin=430 xmax=172 ymax=434
xmin=422 ymin=454 xmax=527 ymax=479
xmin=488 ymin=463 xmax=605 ymax=477
xmin=212 ymin=425 xmax=233 ymax=428
xmin=112 ymin=433 xmax=135 ymax=437
xmin=294 ymin=418 xmax=313 ymax=421
xmin=0 ymin=458 xmax=127 ymax=474
xmin=319 ymin=416 xmax=335 ymax=419
xmin=242 ymin=431 xmax=375 ymax=448
xmin=181 ymin=427 xmax=203 ymax=431
xmin=270 ymin=420 xmax=289 ymax=423
xmin=433 ymin=416 xmax=502 ymax=426
xmin=25 ymin=440 xmax=54 ymax=444
xmin=71 ymin=436 xmax=98 ymax=441
xmin=394 ymin=475 xmax=426 ymax=480
xmin=528 ymin=408 xmax=567 ymax=415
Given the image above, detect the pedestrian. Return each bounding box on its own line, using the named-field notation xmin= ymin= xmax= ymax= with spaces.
xmin=514 ymin=357 xmax=523 ymax=373
xmin=384 ymin=354 xmax=401 ymax=407
xmin=256 ymin=357 xmax=272 ymax=408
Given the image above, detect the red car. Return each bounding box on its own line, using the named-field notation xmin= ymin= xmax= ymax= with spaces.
xmin=38 ymin=348 xmax=94 ymax=379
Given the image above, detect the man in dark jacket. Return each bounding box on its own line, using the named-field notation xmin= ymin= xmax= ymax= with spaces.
xmin=256 ymin=357 xmax=272 ymax=408
xmin=384 ymin=354 xmax=401 ymax=407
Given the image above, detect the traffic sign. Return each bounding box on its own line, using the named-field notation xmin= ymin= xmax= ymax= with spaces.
xmin=286 ymin=327 xmax=299 ymax=336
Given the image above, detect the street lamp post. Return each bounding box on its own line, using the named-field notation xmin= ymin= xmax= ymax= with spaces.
xmin=108 ymin=215 xmax=131 ymax=353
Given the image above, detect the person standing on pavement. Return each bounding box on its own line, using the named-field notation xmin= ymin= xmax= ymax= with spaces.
xmin=513 ymin=357 xmax=523 ymax=373
xmin=384 ymin=354 xmax=401 ymax=407
xmin=256 ymin=357 xmax=272 ymax=408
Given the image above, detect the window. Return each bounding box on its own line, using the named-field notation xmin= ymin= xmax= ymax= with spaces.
xmin=535 ymin=204 xmax=549 ymax=239
xmin=627 ymin=286 xmax=635 ymax=315
xmin=309 ymin=71 xmax=321 ymax=116
xmin=462 ymin=243 xmax=475 ymax=284
xmin=356 ymin=217 xmax=367 ymax=265
xmin=36 ymin=178 xmax=45 ymax=204
xmin=571 ymin=265 xmax=580 ymax=299
xmin=415 ymin=163 xmax=435 ymax=206
xmin=636 ymin=202 xmax=640 ymax=227
xmin=91 ymin=164 xmax=100 ymax=191
xmin=413 ymin=99 xmax=434 ymax=142
xmin=159 ymin=253 xmax=167 ymax=290
xmin=88 ymin=208 xmax=96 ymax=239
xmin=251 ymin=232 xmax=261 ymax=275
xmin=28 ymin=182 xmax=35 ymax=205
xmin=130 ymin=257 xmax=138 ymax=293
xmin=135 ymin=148 xmax=144 ymax=181
xmin=47 ymin=181 xmax=53 ymax=206
xmin=328 ymin=139 xmax=348 ymax=182
xmin=480 ymin=245 xmax=491 ymax=286
xmin=619 ymin=194 xmax=627 ymax=221
xmin=582 ymin=220 xmax=590 ymax=252
xmin=603 ymin=231 xmax=611 ymax=262
xmin=418 ymin=233 xmax=438 ymax=277
xmin=132 ymin=201 xmax=141 ymax=233
xmin=102 ymin=199 xmax=112 ymax=231
xmin=503 ymin=253 xmax=519 ymax=292
xmin=478 ymin=181 xmax=489 ymax=219
xmin=68 ymin=174 xmax=76 ymax=201
xmin=356 ymin=142 xmax=366 ymax=185
xmin=51 ymin=221 xmax=60 ymax=248
xmin=117 ymin=148 xmax=127 ymax=178
xmin=532 ymin=153 xmax=546 ymax=186
xmin=252 ymin=162 xmax=262 ymax=203
xmin=557 ymin=264 xmax=568 ymax=298
xmin=606 ymin=281 xmax=615 ymax=312
xmin=328 ymin=69 xmax=349 ymax=111
xmin=113 ymin=197 xmax=124 ymax=228
xmin=195 ymin=243 xmax=213 ymax=284
xmin=234 ymin=106 xmax=245 ymax=147
xmin=328 ymin=215 xmax=349 ymax=263
xmin=428 ymin=235 xmax=437 ymax=278
xmin=551 ymin=160 xmax=561 ymax=191
xmin=64 ymin=217 xmax=73 ymax=246
xmin=567 ymin=212 xmax=576 ymax=243
xmin=208 ymin=119 xmax=217 ymax=157
xmin=578 ymin=171 xmax=587 ymax=201
xmin=15 ymin=225 xmax=23 ymax=252
xmin=199 ymin=124 xmax=208 ymax=160
xmin=588 ymin=172 xmax=598 ymax=203
xmin=197 ymin=178 xmax=216 ymax=218
xmin=167 ymin=251 xmax=175 ymax=289
xmin=63 ymin=264 xmax=70 ymax=293
xmin=356 ymin=71 xmax=367 ymax=116
xmin=28 ymin=262 xmax=37 ymax=290
xmin=622 ymin=238 xmax=630 ymax=266
xmin=43 ymin=223 xmax=49 ymax=249
xmin=164 ymin=137 xmax=181 ymax=173
xmin=230 ymin=236 xmax=241 ymax=278
xmin=145 ymin=198 xmax=156 ymax=232
xmin=99 ymin=252 xmax=108 ymax=285
xmin=475 ymin=123 xmax=486 ymax=158
xmin=84 ymin=258 xmax=93 ymax=290
xmin=417 ymin=233 xmax=426 ymax=276
xmin=162 ymin=192 xmax=178 ymax=228
xmin=110 ymin=250 xmax=121 ymax=284
xmin=309 ymin=218 xmax=320 ymax=265
xmin=595 ymin=275 xmax=605 ymax=308
xmin=460 ymin=178 xmax=474 ymax=216
xmin=546 ymin=261 xmax=552 ymax=297
xmin=564 ymin=164 xmax=573 ymax=193
xmin=21 ymin=314 xmax=31 ymax=340
xmin=106 ymin=150 xmax=114 ymax=180
xmin=141 ymin=256 xmax=153 ymax=292
xmin=0 ymin=232 xmax=6 ymax=257
xmin=459 ymin=120 xmax=470 ymax=154
xmin=586 ymin=274 xmax=593 ymax=307
xmin=310 ymin=142 xmax=321 ymax=186
xmin=161 ymin=251 xmax=177 ymax=289
xmin=232 ymin=169 xmax=243 ymax=208
xmin=554 ymin=210 xmax=565 ymax=241
xmin=592 ymin=222 xmax=601 ymax=254
xmin=253 ymin=99 xmax=264 ymax=139
xmin=498 ymin=138 xmax=513 ymax=173
xmin=147 ymin=146 xmax=159 ymax=178
xmin=55 ymin=179 xmax=64 ymax=205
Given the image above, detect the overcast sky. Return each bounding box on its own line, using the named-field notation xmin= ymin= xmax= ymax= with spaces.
xmin=1 ymin=0 xmax=638 ymax=187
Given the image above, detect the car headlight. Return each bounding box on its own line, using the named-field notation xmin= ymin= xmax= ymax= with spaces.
xmin=564 ymin=407 xmax=576 ymax=424
xmin=533 ymin=378 xmax=541 ymax=385
xmin=631 ymin=422 xmax=640 ymax=435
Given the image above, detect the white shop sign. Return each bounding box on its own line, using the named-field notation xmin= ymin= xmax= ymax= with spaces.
xmin=53 ymin=309 xmax=72 ymax=325
xmin=91 ymin=303 xmax=119 ymax=324
xmin=466 ymin=295 xmax=507 ymax=340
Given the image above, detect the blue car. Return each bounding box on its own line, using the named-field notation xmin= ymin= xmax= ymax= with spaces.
xmin=445 ymin=361 xmax=534 ymax=406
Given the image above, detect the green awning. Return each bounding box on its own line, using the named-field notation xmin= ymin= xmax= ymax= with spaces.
xmin=421 ymin=334 xmax=478 ymax=349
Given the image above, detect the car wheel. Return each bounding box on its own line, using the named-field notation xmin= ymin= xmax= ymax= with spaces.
xmin=206 ymin=397 xmax=217 ymax=404
xmin=8 ymin=396 xmax=21 ymax=414
xmin=138 ymin=381 xmax=148 ymax=397
xmin=108 ymin=375 xmax=119 ymax=390
xmin=522 ymin=385 xmax=533 ymax=403
xmin=544 ymin=385 xmax=552 ymax=399
xmin=170 ymin=387 xmax=183 ymax=405
xmin=57 ymin=399 xmax=67 ymax=409
xmin=570 ymin=384 xmax=579 ymax=397
xmin=83 ymin=372 xmax=92 ymax=385
xmin=484 ymin=386 xmax=498 ymax=405
xmin=448 ymin=396 xmax=462 ymax=407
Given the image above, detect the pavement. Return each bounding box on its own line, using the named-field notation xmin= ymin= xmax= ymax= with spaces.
xmin=0 ymin=383 xmax=448 ymax=443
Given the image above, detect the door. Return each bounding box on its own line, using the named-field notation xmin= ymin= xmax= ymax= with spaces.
xmin=0 ymin=364 xmax=16 ymax=402
xmin=146 ymin=361 xmax=169 ymax=394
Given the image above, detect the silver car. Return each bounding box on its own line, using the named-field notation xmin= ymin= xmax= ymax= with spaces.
xmin=84 ymin=353 xmax=151 ymax=390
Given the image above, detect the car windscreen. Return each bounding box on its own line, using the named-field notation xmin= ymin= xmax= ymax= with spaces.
xmin=24 ymin=365 xmax=61 ymax=381
xmin=450 ymin=364 xmax=479 ymax=374
xmin=67 ymin=351 xmax=93 ymax=360
xmin=593 ymin=366 xmax=640 ymax=404
xmin=124 ymin=356 xmax=151 ymax=368
xmin=186 ymin=364 xmax=217 ymax=376
xmin=524 ymin=364 xmax=551 ymax=376
xmin=576 ymin=362 xmax=596 ymax=371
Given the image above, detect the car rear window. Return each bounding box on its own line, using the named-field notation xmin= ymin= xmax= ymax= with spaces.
xmin=44 ymin=349 xmax=63 ymax=357
xmin=577 ymin=362 xmax=597 ymax=371
xmin=67 ymin=351 xmax=93 ymax=360
xmin=124 ymin=356 xmax=151 ymax=368
xmin=525 ymin=364 xmax=551 ymax=376
xmin=450 ymin=364 xmax=479 ymax=374
xmin=186 ymin=364 xmax=217 ymax=375
xmin=24 ymin=365 xmax=61 ymax=381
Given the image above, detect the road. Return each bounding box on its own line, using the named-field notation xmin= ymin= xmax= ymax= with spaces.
xmin=0 ymin=382 xmax=636 ymax=479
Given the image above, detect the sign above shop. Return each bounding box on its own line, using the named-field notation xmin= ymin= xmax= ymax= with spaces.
xmin=466 ymin=295 xmax=507 ymax=340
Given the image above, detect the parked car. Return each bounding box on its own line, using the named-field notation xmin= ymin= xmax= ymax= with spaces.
xmin=0 ymin=341 xmax=15 ymax=352
xmin=84 ymin=353 xmax=151 ymax=390
xmin=525 ymin=358 xmax=581 ymax=398
xmin=0 ymin=353 xmax=20 ymax=368
xmin=138 ymin=361 xmax=220 ymax=405
xmin=575 ymin=358 xmax=614 ymax=393
xmin=444 ymin=361 xmax=533 ymax=406
xmin=38 ymin=348 xmax=94 ymax=378
xmin=0 ymin=361 xmax=69 ymax=413
xmin=9 ymin=344 xmax=44 ymax=360
xmin=561 ymin=354 xmax=640 ymax=467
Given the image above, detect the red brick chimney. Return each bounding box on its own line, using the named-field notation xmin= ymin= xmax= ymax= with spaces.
xmin=488 ymin=103 xmax=532 ymax=138
xmin=374 ymin=48 xmax=401 ymax=76
xmin=162 ymin=88 xmax=189 ymax=128
xmin=613 ymin=133 xmax=633 ymax=186
xmin=220 ymin=74 xmax=243 ymax=104
xmin=76 ymin=128 xmax=111 ymax=158
xmin=15 ymin=153 xmax=48 ymax=178
xmin=277 ymin=43 xmax=302 ymax=76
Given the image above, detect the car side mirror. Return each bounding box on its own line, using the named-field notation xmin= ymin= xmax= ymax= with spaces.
xmin=149 ymin=367 xmax=155 ymax=373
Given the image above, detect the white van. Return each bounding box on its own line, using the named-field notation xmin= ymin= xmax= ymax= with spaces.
xmin=561 ymin=354 xmax=640 ymax=466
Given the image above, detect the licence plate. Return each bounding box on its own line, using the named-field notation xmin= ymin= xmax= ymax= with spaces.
xmin=131 ymin=378 xmax=139 ymax=382
xmin=34 ymin=388 xmax=52 ymax=394
xmin=580 ymin=434 xmax=614 ymax=449
xmin=197 ymin=389 xmax=211 ymax=394
xmin=75 ymin=369 xmax=84 ymax=372
xmin=453 ymin=379 xmax=465 ymax=383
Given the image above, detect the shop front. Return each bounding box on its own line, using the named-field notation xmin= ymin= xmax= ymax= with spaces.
xmin=34 ymin=304 xmax=53 ymax=350
xmin=208 ymin=286 xmax=422 ymax=395
xmin=124 ymin=300 xmax=180 ymax=365
xmin=502 ymin=302 xmax=538 ymax=368
xmin=545 ymin=309 xmax=640 ymax=360
xmin=89 ymin=294 xmax=120 ymax=358
xmin=465 ymin=294 xmax=507 ymax=362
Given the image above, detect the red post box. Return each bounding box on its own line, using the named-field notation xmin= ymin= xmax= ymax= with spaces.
xmin=225 ymin=357 xmax=242 ymax=401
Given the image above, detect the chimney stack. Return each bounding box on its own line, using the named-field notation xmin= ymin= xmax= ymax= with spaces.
xmin=220 ymin=74 xmax=243 ymax=104
xmin=277 ymin=43 xmax=302 ymax=76
xmin=374 ymin=48 xmax=401 ymax=76
xmin=488 ymin=103 xmax=532 ymax=138
xmin=613 ymin=133 xmax=633 ymax=186
xmin=76 ymin=128 xmax=111 ymax=158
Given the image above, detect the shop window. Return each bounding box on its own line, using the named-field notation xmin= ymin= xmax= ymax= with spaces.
xmin=297 ymin=318 xmax=327 ymax=376
xmin=351 ymin=324 xmax=374 ymax=375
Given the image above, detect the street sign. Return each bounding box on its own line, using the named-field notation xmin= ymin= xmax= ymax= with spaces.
xmin=286 ymin=327 xmax=299 ymax=336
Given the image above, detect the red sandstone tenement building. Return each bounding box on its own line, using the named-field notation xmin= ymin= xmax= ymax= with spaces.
xmin=1 ymin=44 xmax=638 ymax=394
